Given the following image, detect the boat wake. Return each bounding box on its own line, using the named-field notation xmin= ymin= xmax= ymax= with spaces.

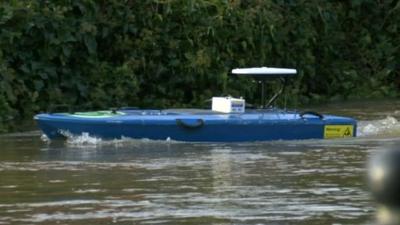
xmin=54 ymin=131 xmax=177 ymax=147
xmin=357 ymin=116 xmax=400 ymax=137
xmin=66 ymin=133 xmax=104 ymax=146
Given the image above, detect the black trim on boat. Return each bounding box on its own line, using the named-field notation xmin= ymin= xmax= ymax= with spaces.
xmin=299 ymin=111 xmax=324 ymax=120
xmin=176 ymin=118 xmax=204 ymax=129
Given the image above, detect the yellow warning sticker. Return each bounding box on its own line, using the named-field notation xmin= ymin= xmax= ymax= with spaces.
xmin=324 ymin=125 xmax=354 ymax=139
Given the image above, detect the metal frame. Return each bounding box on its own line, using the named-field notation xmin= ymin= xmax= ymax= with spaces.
xmin=230 ymin=67 xmax=295 ymax=109
xmin=260 ymin=77 xmax=288 ymax=108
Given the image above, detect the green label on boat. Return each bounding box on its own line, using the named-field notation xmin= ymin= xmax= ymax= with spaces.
xmin=324 ymin=125 xmax=353 ymax=139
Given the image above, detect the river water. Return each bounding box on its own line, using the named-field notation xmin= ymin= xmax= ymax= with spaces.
xmin=1 ymin=100 xmax=400 ymax=225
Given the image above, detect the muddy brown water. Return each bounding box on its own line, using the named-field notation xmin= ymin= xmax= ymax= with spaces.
xmin=1 ymin=100 xmax=400 ymax=225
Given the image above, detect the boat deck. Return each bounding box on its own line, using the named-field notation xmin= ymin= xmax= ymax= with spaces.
xmin=120 ymin=108 xmax=293 ymax=116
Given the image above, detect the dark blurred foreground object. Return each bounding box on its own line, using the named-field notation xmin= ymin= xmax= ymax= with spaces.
xmin=369 ymin=147 xmax=400 ymax=225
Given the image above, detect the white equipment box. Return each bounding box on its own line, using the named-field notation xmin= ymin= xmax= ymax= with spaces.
xmin=212 ymin=97 xmax=245 ymax=113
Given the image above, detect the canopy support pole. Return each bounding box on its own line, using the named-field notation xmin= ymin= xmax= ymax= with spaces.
xmin=260 ymin=81 xmax=265 ymax=108
xmin=263 ymin=78 xmax=288 ymax=108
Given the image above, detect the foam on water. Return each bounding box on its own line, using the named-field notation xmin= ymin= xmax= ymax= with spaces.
xmin=65 ymin=132 xmax=103 ymax=145
xmin=357 ymin=116 xmax=400 ymax=137
xmin=55 ymin=130 xmax=141 ymax=147
xmin=56 ymin=131 xmax=178 ymax=148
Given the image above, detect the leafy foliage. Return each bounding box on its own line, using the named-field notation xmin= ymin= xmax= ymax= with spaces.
xmin=0 ymin=0 xmax=399 ymax=130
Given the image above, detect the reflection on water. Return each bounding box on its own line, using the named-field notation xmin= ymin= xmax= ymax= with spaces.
xmin=1 ymin=100 xmax=400 ymax=225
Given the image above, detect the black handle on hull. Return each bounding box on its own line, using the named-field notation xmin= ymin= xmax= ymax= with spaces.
xmin=300 ymin=111 xmax=324 ymax=120
xmin=176 ymin=119 xmax=204 ymax=129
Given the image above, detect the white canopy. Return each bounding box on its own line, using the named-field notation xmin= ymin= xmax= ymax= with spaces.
xmin=231 ymin=67 xmax=297 ymax=75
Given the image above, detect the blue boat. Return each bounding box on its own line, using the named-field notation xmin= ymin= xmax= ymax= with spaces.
xmin=34 ymin=67 xmax=357 ymax=142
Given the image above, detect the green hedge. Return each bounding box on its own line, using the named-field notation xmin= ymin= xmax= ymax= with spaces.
xmin=0 ymin=0 xmax=399 ymax=130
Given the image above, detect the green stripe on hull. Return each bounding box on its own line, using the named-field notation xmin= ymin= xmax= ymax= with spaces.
xmin=68 ymin=111 xmax=125 ymax=118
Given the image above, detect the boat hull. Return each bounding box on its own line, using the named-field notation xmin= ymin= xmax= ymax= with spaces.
xmin=34 ymin=110 xmax=357 ymax=142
